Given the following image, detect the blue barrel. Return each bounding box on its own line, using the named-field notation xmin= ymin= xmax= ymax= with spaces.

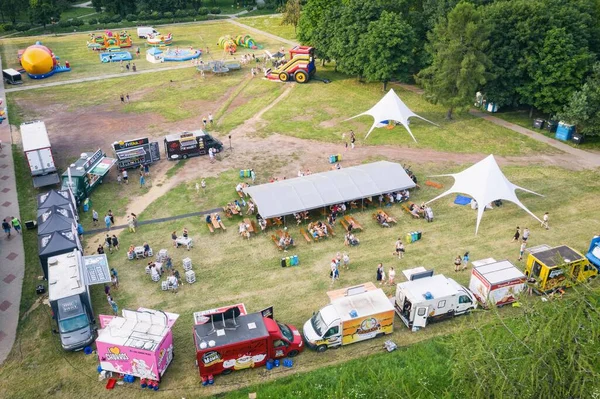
xmin=283 ymin=359 xmax=293 ymax=368
xmin=329 ymin=155 xmax=336 ymax=164
xmin=292 ymin=255 xmax=298 ymax=266
xmin=239 ymin=170 xmax=245 ymax=177
xmin=266 ymin=359 xmax=274 ymax=370
xmin=274 ymin=359 xmax=280 ymax=367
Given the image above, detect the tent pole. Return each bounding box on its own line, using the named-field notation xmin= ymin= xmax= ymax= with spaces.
xmin=361 ymin=198 xmax=364 ymax=211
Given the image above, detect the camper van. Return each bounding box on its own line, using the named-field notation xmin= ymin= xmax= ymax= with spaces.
xmin=48 ymin=250 xmax=96 ymax=351
xmin=137 ymin=27 xmax=159 ymax=38
xmin=394 ymin=274 xmax=476 ymax=330
xmin=303 ymin=283 xmax=395 ymax=352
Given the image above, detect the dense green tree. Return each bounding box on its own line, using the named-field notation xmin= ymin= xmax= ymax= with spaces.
xmin=417 ymin=2 xmax=491 ymax=119
xmin=557 ymin=62 xmax=600 ymax=136
xmin=29 ymin=0 xmax=60 ymax=28
xmin=297 ymin=0 xmax=341 ymax=64
xmin=358 ymin=11 xmax=417 ymax=90
xmin=0 ymin=0 xmax=25 ymax=23
xmin=280 ymin=0 xmax=300 ymax=33
xmin=91 ymin=0 xmax=102 ymax=12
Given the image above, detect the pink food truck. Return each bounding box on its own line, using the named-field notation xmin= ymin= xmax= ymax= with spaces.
xmin=96 ymin=307 xmax=179 ymax=384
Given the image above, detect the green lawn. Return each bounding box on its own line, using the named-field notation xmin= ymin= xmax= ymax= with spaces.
xmin=60 ymin=6 xmax=98 ymax=21
xmin=2 ymin=142 xmax=599 ymax=397
xmin=237 ymin=14 xmax=297 ymax=41
xmin=0 ymin=20 xmax=287 ymax=84
xmin=496 ymin=110 xmax=600 ymax=151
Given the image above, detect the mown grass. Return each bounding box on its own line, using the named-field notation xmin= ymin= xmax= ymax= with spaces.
xmin=0 ymin=20 xmax=287 ymax=84
xmin=236 ymin=14 xmax=297 ymax=41
xmin=1 ymin=154 xmax=599 ymax=397
xmin=497 ymin=110 xmax=600 ymax=151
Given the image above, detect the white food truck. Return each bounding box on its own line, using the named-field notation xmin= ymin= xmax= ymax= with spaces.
xmin=394 ymin=273 xmax=476 ymax=331
xmin=21 ymin=121 xmax=60 ymax=188
xmin=469 ymin=259 xmax=526 ymax=307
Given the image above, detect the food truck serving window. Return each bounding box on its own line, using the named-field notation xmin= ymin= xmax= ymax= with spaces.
xmin=117 ymin=147 xmax=146 ymax=160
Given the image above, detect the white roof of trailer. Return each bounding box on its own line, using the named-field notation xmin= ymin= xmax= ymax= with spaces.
xmin=48 ymin=250 xmax=85 ymax=301
xmin=21 ymin=121 xmax=51 ymax=152
xmin=330 ymin=288 xmax=393 ymax=323
xmin=473 ymin=260 xmax=525 ymax=284
xmin=398 ymin=275 xmax=457 ymax=302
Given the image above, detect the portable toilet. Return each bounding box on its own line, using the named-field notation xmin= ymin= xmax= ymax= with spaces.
xmin=555 ymin=122 xmax=575 ymax=141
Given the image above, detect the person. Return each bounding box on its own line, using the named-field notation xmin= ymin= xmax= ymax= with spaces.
xmin=127 ymin=245 xmax=135 ymax=258
xmin=388 ymin=267 xmax=396 ymax=285
xmin=10 ymin=216 xmax=21 ymax=235
xmin=92 ymin=209 xmax=99 ymax=226
xmin=376 ymin=263 xmax=384 ymax=282
xmin=122 ymin=169 xmax=128 ymax=184
xmin=111 ymin=273 xmax=118 ymax=289
xmin=470 ymin=199 xmax=478 ymax=210
xmin=165 ymin=256 xmax=173 ymax=271
xmin=2 ymin=218 xmax=11 ymax=238
xmin=342 ymin=253 xmax=350 ymax=269
xmin=526 ymin=277 xmax=536 ymax=296
xmin=105 ymin=234 xmax=113 ymax=254
xmin=182 ymin=227 xmax=189 ymax=238
xmin=126 ymin=93 xmax=130 ymax=102
xmin=250 ymin=169 xmax=256 ymax=183
xmin=350 ymin=130 xmax=356 ymax=149
xmin=120 ymin=94 xmax=124 ymax=103
xmin=462 ymin=251 xmax=470 ymax=270
xmin=395 ymin=239 xmax=405 ymax=259
xmin=143 ymin=242 xmax=150 ymax=257
xmin=330 ymin=259 xmax=339 ymax=284
xmin=104 ymin=214 xmax=111 ymax=230
xmin=409 ymin=204 xmax=420 ymax=218
xmin=247 ymin=201 xmax=255 ymax=215
xmin=208 ymin=112 xmax=213 ymax=125
xmin=77 ymin=223 xmax=84 ymax=240
xmin=144 ymin=164 xmax=150 ymax=176
xmin=202 ymin=116 xmax=207 ymax=127
xmin=97 ymin=244 xmax=105 ymax=254
xmin=454 ymin=255 xmax=462 ymax=272
xmin=512 ymin=227 xmax=520 ymax=242
xmin=127 ymin=215 xmax=135 ymax=233
xmin=209 ymin=147 xmax=215 ymax=163
xmin=259 ymin=217 xmax=267 ymax=231
xmin=238 ymin=222 xmax=250 ymax=239
xmin=167 ymin=271 xmax=178 ymax=293
xmin=172 ymin=231 xmax=178 ymax=247
xmin=140 ymin=173 xmax=146 ymax=188
xmin=279 ymin=235 xmax=287 ymax=250
xmin=425 ymin=206 xmax=434 ymax=222
xmin=104 ymin=283 xmax=111 ymax=296
xmin=347 ymin=232 xmax=359 ymax=246
xmin=542 ymin=212 xmax=549 ymax=230
xmin=108 ymin=210 xmax=115 ymax=225
xmin=125 ymin=62 xmax=130 ymax=71
xmin=201 ymin=179 xmax=206 ymax=192
xmin=377 ymin=213 xmax=389 ymax=228
xmin=173 ymin=269 xmax=182 ymax=286
xmin=522 ymin=227 xmax=530 ymax=243
xmin=108 ymin=295 xmax=118 ymax=315
xmin=131 ymin=213 xmax=138 ymax=229
xmin=110 ymin=268 xmax=118 ymax=289
xmin=132 ymin=62 xmax=136 ymax=72
xmin=518 ymin=241 xmax=527 ymax=261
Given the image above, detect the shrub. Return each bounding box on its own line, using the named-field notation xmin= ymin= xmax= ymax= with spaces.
xmin=210 ymin=7 xmax=221 ymax=14
xmin=187 ymin=9 xmax=198 ymax=16
xmin=246 ymin=5 xmax=254 ymax=12
xmin=137 ymin=10 xmax=149 ymax=20
xmin=1 ymin=23 xmax=14 ymax=32
xmin=111 ymin=15 xmax=122 ymax=23
xmin=87 ymin=18 xmax=99 ymax=25
xmin=71 ymin=19 xmax=84 ymax=26
xmin=174 ymin=9 xmax=187 ymax=18
xmin=58 ymin=20 xmax=72 ymax=28
xmin=163 ymin=11 xmax=173 ymax=19
xmin=15 ymin=23 xmax=32 ymax=32
xmin=99 ymin=15 xmax=113 ymax=24
xmin=257 ymin=3 xmax=266 ymax=10
xmin=125 ymin=14 xmax=137 ymax=22
xmin=150 ymin=11 xmax=160 ymax=20
xmin=198 ymin=7 xmax=209 ymax=16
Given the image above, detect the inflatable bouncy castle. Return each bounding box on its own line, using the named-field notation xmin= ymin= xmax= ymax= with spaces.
xmin=147 ymin=33 xmax=173 ymax=47
xmin=218 ymin=36 xmax=237 ymax=53
xmin=18 ymin=42 xmax=71 ymax=79
xmin=87 ymin=31 xmax=132 ymax=50
xmin=235 ymin=35 xmax=262 ymax=50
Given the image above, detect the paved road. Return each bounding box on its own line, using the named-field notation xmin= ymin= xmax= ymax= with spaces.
xmin=0 ymin=53 xmax=25 ymax=366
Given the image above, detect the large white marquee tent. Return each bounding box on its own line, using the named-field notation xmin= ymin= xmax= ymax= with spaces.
xmin=426 ymin=155 xmax=544 ymax=234
xmin=347 ymin=89 xmax=438 ymax=142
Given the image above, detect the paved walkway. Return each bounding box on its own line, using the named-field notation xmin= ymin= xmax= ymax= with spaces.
xmin=0 ymin=53 xmax=25 ymax=365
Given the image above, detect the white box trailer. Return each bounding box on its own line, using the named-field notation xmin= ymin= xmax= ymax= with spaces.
xmin=394 ymin=274 xmax=476 ymax=331
xmin=469 ymin=260 xmax=526 ymax=307
xmin=21 ymin=121 xmax=60 ymax=188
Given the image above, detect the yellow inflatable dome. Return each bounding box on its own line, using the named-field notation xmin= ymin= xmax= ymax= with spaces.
xmin=21 ymin=45 xmax=56 ymax=76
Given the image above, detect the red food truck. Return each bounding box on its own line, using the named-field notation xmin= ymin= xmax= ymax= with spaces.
xmin=193 ymin=304 xmax=303 ymax=386
xmin=164 ymin=130 xmax=223 ymax=160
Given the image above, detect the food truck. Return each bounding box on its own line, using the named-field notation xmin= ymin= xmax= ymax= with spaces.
xmin=468 ymin=259 xmax=526 ymax=308
xmin=61 ymin=149 xmax=116 ymax=204
xmin=97 ymin=308 xmax=179 ymax=385
xmin=193 ymin=303 xmax=303 ymax=385
xmin=48 ymin=250 xmax=98 ymax=351
xmin=525 ymin=244 xmax=598 ymax=293
xmin=394 ymin=274 xmax=476 ymax=331
xmin=20 ymin=121 xmax=60 ymax=188
xmin=303 ymin=283 xmax=395 ymax=352
xmin=112 ymin=137 xmax=161 ymax=170
xmin=164 ymin=130 xmax=223 ymax=160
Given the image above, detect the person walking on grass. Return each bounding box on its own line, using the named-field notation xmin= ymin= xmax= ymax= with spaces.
xmin=454 ymin=255 xmax=462 ymax=272
xmin=120 ymin=94 xmax=124 ymax=103
xmin=107 ymin=295 xmax=118 ymax=315
xmin=3 ymin=218 xmax=11 ymax=238
xmin=127 ymin=215 xmax=135 ymax=233
xmin=126 ymin=93 xmax=130 ymax=102
xmin=122 ymin=169 xmax=128 ymax=184
xmin=462 ymin=251 xmax=470 ymax=271
xmin=342 ymin=253 xmax=350 ymax=270
xmin=512 ymin=226 xmax=520 ymax=242
xmin=376 ymin=263 xmax=384 ymax=283
xmin=111 ymin=235 xmax=119 ymax=251
xmin=108 ymin=209 xmax=115 ymax=225
xmin=104 ymin=214 xmax=111 ymax=230
xmin=388 ymin=267 xmax=396 ymax=285
xmin=518 ymin=241 xmax=527 ymax=261
xmin=105 ymin=234 xmax=113 ymax=254
xmin=542 ymin=212 xmax=549 ymax=230
xmin=140 ymin=172 xmax=146 ymax=188
xmin=111 ymin=267 xmax=119 ymax=289
xmin=92 ymin=209 xmax=99 ymax=227
xmin=201 ymin=179 xmax=206 ymax=192
xmin=208 ymin=112 xmax=214 ymax=125
xmin=202 ymin=116 xmax=207 ymax=128
xmin=394 ymin=238 xmax=405 ymax=259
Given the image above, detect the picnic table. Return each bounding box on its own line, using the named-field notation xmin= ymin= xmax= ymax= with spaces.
xmin=300 ymin=228 xmax=312 ymax=243
xmin=175 ymin=237 xmax=193 ymax=250
xmin=134 ymin=246 xmax=145 ymax=259
xmin=244 ymin=218 xmax=257 ymax=234
xmin=343 ymin=215 xmax=363 ymax=231
xmin=373 ymin=210 xmax=397 ymax=224
xmin=224 ymin=205 xmax=240 ymax=217
xmin=402 ymin=202 xmax=420 ymax=219
xmin=207 ymin=213 xmax=226 ymax=232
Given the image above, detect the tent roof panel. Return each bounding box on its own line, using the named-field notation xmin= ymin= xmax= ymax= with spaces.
xmin=244 ymin=161 xmax=415 ymax=219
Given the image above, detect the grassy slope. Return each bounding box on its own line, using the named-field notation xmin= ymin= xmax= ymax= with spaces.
xmin=237 ymin=15 xmax=297 ymax=41
xmin=1 ymin=152 xmax=597 ymax=398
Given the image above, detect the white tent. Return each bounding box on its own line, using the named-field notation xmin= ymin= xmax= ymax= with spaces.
xmin=426 ymin=155 xmax=543 ymax=234
xmin=347 ymin=89 xmax=438 ymax=142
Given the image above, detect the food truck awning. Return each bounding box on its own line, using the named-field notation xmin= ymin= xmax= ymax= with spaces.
xmin=116 ymin=147 xmax=146 ymax=160
xmin=89 ymin=157 xmax=117 ymax=176
xmin=243 ymin=161 xmax=416 ymax=219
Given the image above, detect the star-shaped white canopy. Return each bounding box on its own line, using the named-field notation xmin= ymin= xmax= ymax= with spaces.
xmin=426 ymin=155 xmax=544 ymax=234
xmin=347 ymin=89 xmax=438 ymax=142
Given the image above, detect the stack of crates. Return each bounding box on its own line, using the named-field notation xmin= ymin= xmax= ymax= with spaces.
xmin=183 ymin=257 xmax=193 ymax=271
xmin=280 ymin=255 xmax=299 ymax=267
xmin=405 ymin=231 xmax=422 ymax=243
xmin=157 ymin=249 xmax=168 ymax=262
xmin=328 ymin=154 xmax=342 ymax=164
xmin=185 ymin=270 xmax=196 ymax=284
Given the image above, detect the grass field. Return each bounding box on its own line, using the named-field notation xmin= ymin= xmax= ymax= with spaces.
xmin=2 ymin=143 xmax=598 ymax=398
xmin=0 ymin=20 xmax=286 ymax=84
xmin=238 ymin=14 xmax=297 ymax=41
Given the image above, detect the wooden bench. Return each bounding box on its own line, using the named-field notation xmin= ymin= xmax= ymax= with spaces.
xmin=219 ymin=220 xmax=227 ymax=230
xmin=425 ymin=180 xmax=443 ymax=189
xmin=244 ymin=218 xmax=255 ymax=234
xmin=300 ymin=228 xmax=312 ymax=243
xmin=207 ymin=223 xmax=214 ymax=233
xmin=402 ymin=204 xmax=419 ymax=219
xmin=344 ymin=215 xmax=363 ymax=231
xmin=237 ymin=190 xmax=244 ymax=198
xmin=378 ymin=210 xmax=397 ymax=224
xmin=327 ymin=223 xmax=336 ymax=237
xmin=340 ymin=218 xmax=349 ymax=231
xmin=271 ymin=234 xmax=283 ymax=250
xmin=276 ymin=229 xmax=296 ymax=246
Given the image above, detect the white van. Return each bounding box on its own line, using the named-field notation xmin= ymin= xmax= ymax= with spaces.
xmin=137 ymin=27 xmax=159 ymax=39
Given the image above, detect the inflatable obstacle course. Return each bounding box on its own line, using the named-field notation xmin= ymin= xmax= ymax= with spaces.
xmin=87 ymin=30 xmax=132 ymax=50
xmin=218 ymin=36 xmax=237 ymax=53
xmin=235 ymin=35 xmax=262 ymax=50
xmin=147 ymin=33 xmax=173 ymax=47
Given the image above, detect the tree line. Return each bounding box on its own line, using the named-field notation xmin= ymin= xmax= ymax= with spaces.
xmin=296 ymin=0 xmax=600 ymax=129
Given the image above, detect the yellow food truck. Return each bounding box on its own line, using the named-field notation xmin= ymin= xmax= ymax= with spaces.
xmin=524 ymin=244 xmax=597 ymax=293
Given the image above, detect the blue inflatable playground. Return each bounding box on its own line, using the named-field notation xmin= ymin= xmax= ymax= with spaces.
xmin=99 ymin=51 xmax=132 ymax=63
xmin=163 ymin=49 xmax=201 ymax=62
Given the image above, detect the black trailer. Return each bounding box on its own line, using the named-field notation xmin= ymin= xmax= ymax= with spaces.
xmin=112 ymin=137 xmax=161 ymax=170
xmin=164 ymin=130 xmax=223 ymax=160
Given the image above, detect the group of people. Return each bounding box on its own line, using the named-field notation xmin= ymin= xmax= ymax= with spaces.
xmin=308 ymin=221 xmax=328 ymax=239
xmin=513 ymin=226 xmax=532 ymax=261
xmin=98 ymin=234 xmax=119 ymax=254
xmin=2 ymin=216 xmax=21 ymax=237
xmin=376 ymin=212 xmax=394 ymax=227
xmin=453 ymin=252 xmax=470 ymax=272
xmin=171 ymin=228 xmax=190 ymax=248
xmin=278 ymin=232 xmax=295 ymax=251
xmin=296 ymin=169 xmax=313 ymax=177
xmin=376 ymin=263 xmax=396 ymax=285
xmin=294 ymin=211 xmax=310 ymax=225
xmin=202 ymin=113 xmax=214 ymax=128
xmin=238 ymin=221 xmax=251 ymax=239
xmin=329 ymin=252 xmax=351 ymax=284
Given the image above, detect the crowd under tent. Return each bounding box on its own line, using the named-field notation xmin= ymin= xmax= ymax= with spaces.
xmin=347 ymin=89 xmax=438 ymax=142
xmin=426 ymin=155 xmax=543 ymax=234
xmin=37 ymin=205 xmax=77 ymax=235
xmin=243 ymin=161 xmax=416 ymax=220
xmin=38 ymin=227 xmax=82 ymax=279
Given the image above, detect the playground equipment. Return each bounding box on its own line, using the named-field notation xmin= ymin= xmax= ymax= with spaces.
xmin=146 ymin=47 xmax=201 ymax=63
xmin=217 ymin=36 xmax=237 ymax=53
xmin=147 ymin=33 xmax=173 ymax=47
xmin=234 ymin=34 xmax=262 ymax=50
xmin=87 ymin=30 xmax=132 ymax=50
xmin=18 ymin=42 xmax=71 ymax=79
xmin=197 ymin=60 xmax=241 ymax=75
xmin=99 ymin=51 xmax=132 ymax=63
xmin=265 ymin=46 xmax=315 ymax=84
